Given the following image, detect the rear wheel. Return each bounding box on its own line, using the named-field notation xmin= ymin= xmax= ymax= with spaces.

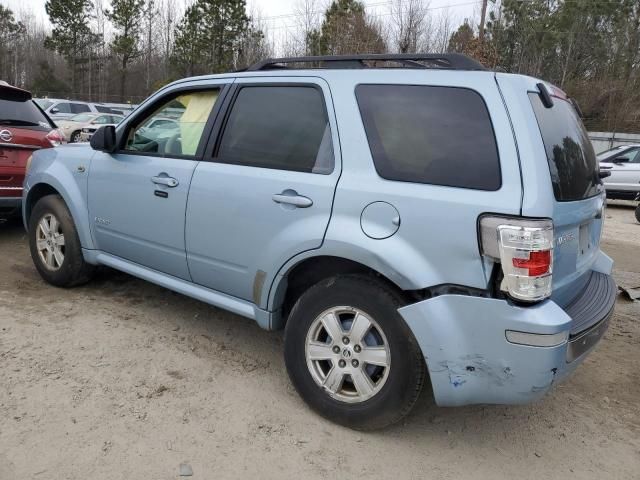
xmin=28 ymin=195 xmax=94 ymax=287
xmin=284 ymin=275 xmax=426 ymax=430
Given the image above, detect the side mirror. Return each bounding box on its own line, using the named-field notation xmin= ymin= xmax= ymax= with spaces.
xmin=90 ymin=125 xmax=117 ymax=153
xmin=50 ymin=107 xmax=59 ymax=114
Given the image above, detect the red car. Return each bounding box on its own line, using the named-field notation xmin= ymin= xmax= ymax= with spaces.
xmin=0 ymin=81 xmax=63 ymax=217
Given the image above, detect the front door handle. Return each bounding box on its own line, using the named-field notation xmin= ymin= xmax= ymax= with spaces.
xmin=151 ymin=175 xmax=179 ymax=188
xmin=272 ymin=191 xmax=313 ymax=208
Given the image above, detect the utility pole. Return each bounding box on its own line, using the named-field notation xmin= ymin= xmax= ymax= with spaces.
xmin=479 ymin=0 xmax=488 ymax=43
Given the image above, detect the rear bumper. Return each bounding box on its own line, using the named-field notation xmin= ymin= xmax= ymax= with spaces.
xmin=0 ymin=196 xmax=22 ymax=217
xmin=399 ymin=265 xmax=615 ymax=407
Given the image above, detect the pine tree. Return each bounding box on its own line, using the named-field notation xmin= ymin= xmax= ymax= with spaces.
xmin=44 ymin=0 xmax=96 ymax=94
xmin=106 ymin=0 xmax=145 ymax=101
xmin=172 ymin=0 xmax=251 ymax=77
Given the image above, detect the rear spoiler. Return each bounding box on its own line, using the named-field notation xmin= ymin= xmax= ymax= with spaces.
xmin=0 ymin=81 xmax=32 ymax=102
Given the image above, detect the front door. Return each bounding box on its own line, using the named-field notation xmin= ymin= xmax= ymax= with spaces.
xmin=88 ymin=85 xmax=226 ymax=280
xmin=185 ymin=79 xmax=341 ymax=303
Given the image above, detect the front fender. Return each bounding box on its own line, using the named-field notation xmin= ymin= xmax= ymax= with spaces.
xmin=23 ymin=145 xmax=95 ymax=250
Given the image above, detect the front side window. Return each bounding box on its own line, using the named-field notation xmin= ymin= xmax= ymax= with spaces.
xmin=124 ymin=89 xmax=220 ymax=157
xmin=356 ymin=85 xmax=501 ymax=190
xmin=216 ymin=86 xmax=333 ymax=174
xmin=53 ymin=102 xmax=72 ymax=113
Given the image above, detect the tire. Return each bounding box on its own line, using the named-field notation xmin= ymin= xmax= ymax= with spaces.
xmin=28 ymin=194 xmax=94 ymax=287
xmin=635 ymin=204 xmax=640 ymax=223
xmin=70 ymin=131 xmax=81 ymax=143
xmin=284 ymin=274 xmax=426 ymax=430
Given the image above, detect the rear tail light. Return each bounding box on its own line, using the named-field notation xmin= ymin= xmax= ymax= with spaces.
xmin=480 ymin=216 xmax=554 ymax=302
xmin=46 ymin=129 xmax=64 ymax=147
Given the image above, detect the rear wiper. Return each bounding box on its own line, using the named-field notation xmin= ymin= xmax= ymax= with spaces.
xmin=0 ymin=119 xmax=40 ymax=126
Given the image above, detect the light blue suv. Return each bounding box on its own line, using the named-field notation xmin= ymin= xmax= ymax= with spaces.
xmin=22 ymin=54 xmax=616 ymax=429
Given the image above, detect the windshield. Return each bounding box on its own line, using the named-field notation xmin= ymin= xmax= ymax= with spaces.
xmin=529 ymin=92 xmax=600 ymax=202
xmin=70 ymin=113 xmax=94 ymax=122
xmin=34 ymin=99 xmax=53 ymax=110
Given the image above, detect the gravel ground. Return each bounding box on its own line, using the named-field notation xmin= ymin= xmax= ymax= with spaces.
xmin=0 ymin=202 xmax=638 ymax=480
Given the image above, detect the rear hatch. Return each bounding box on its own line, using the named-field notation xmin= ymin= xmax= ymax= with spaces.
xmin=527 ymin=87 xmax=605 ymax=309
xmin=0 ymin=84 xmax=54 ymax=197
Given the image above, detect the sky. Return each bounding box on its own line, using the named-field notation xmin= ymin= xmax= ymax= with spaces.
xmin=2 ymin=0 xmax=480 ymax=51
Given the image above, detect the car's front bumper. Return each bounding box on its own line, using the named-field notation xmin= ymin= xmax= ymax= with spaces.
xmin=399 ymin=265 xmax=616 ymax=407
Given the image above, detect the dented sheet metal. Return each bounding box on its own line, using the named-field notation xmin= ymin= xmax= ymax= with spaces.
xmin=398 ymin=294 xmax=574 ymax=407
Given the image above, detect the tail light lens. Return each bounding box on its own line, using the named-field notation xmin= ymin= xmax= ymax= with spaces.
xmin=46 ymin=129 xmax=64 ymax=147
xmin=480 ymin=216 xmax=554 ymax=302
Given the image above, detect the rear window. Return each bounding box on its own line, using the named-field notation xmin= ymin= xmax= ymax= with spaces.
xmin=356 ymin=84 xmax=501 ymax=190
xmin=528 ymin=93 xmax=599 ymax=201
xmin=0 ymin=98 xmax=53 ymax=131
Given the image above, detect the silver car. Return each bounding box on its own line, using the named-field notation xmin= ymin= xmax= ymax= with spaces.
xmin=598 ymin=144 xmax=640 ymax=200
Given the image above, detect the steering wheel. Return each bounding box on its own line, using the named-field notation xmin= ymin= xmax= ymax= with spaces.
xmin=164 ymin=132 xmax=182 ymax=155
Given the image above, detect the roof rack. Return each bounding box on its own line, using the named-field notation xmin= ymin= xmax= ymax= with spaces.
xmin=246 ymin=53 xmax=486 ymax=72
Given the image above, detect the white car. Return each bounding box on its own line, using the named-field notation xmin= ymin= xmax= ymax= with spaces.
xmin=56 ymin=113 xmax=124 ymax=143
xmin=34 ymin=99 xmax=120 ymax=121
xmin=598 ymin=144 xmax=640 ymax=200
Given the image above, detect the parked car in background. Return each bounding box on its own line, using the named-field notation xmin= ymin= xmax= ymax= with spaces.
xmin=0 ymin=81 xmax=61 ymax=217
xmin=598 ymin=144 xmax=640 ymax=200
xmin=57 ymin=113 xmax=124 ymax=143
xmin=101 ymin=103 xmax=138 ymax=116
xmin=22 ymin=54 xmax=615 ymax=430
xmin=34 ymin=98 xmax=120 ymax=121
xmin=79 ymin=114 xmax=124 ymax=142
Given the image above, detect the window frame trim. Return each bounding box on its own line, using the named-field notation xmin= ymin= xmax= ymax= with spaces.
xmin=205 ymin=82 xmax=335 ymax=175
xmin=113 ymin=83 xmax=231 ymax=161
xmin=354 ymin=83 xmax=503 ymax=191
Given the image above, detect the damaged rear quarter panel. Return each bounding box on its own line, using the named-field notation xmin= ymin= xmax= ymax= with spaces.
xmin=398 ymin=294 xmax=572 ymax=406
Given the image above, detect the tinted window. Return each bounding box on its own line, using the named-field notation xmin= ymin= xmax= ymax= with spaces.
xmin=529 ymin=93 xmax=599 ymax=201
xmin=0 ymin=98 xmax=53 ymax=131
xmin=356 ymin=85 xmax=501 ymax=190
xmin=71 ymin=103 xmax=90 ymax=113
xmin=217 ymin=86 xmax=333 ymax=174
xmin=125 ymin=89 xmax=220 ymax=156
xmin=95 ymin=105 xmax=114 ymax=113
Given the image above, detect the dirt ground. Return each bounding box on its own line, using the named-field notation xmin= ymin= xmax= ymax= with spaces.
xmin=0 ymin=202 xmax=638 ymax=480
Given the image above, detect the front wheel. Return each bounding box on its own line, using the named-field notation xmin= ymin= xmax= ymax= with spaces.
xmin=70 ymin=131 xmax=81 ymax=143
xmin=284 ymin=275 xmax=426 ymax=430
xmin=28 ymin=194 xmax=95 ymax=287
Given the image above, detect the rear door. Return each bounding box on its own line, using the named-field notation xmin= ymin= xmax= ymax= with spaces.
xmin=185 ymin=77 xmax=340 ymax=303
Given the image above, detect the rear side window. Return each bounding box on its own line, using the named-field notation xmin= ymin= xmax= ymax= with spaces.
xmin=528 ymin=93 xmax=599 ymax=201
xmin=216 ymin=86 xmax=333 ymax=174
xmin=356 ymin=85 xmax=501 ymax=190
xmin=53 ymin=102 xmax=72 ymax=113
xmin=0 ymin=98 xmax=53 ymax=131
xmin=71 ymin=103 xmax=90 ymax=113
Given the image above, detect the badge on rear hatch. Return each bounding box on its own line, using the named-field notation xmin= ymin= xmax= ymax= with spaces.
xmin=0 ymin=130 xmax=13 ymax=142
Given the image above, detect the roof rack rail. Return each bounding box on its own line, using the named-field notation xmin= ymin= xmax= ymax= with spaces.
xmin=246 ymin=53 xmax=486 ymax=72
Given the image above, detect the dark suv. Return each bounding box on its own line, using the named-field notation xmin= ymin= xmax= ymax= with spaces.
xmin=0 ymin=82 xmax=62 ymax=217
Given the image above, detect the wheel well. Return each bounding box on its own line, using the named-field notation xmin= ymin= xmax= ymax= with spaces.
xmin=25 ymin=184 xmax=60 ymax=224
xmin=278 ymin=256 xmax=408 ymax=326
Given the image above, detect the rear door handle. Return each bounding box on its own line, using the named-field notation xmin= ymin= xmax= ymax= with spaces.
xmin=151 ymin=175 xmax=179 ymax=188
xmin=272 ymin=191 xmax=313 ymax=208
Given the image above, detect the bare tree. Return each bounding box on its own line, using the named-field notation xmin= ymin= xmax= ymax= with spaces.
xmin=389 ymin=0 xmax=431 ymax=53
